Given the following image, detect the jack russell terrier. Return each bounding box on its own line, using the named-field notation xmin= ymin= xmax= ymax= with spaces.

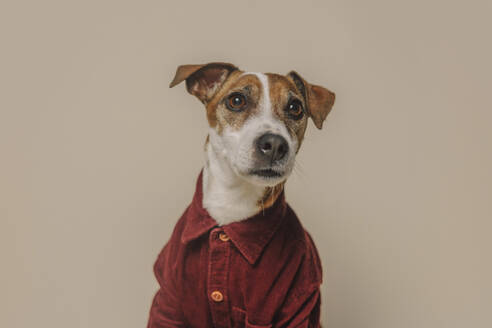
xmin=148 ymin=62 xmax=335 ymax=328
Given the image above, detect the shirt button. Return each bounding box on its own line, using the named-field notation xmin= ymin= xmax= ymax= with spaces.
xmin=218 ymin=233 xmax=230 ymax=242
xmin=210 ymin=290 xmax=224 ymax=302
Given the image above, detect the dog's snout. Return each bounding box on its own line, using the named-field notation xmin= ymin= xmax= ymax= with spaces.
xmin=256 ymin=133 xmax=289 ymax=162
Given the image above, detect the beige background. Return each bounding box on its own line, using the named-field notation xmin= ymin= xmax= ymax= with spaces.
xmin=1 ymin=0 xmax=491 ymax=327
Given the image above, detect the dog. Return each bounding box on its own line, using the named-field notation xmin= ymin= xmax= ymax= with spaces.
xmin=148 ymin=62 xmax=335 ymax=328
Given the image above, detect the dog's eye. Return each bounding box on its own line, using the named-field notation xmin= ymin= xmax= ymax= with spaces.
xmin=286 ymin=99 xmax=304 ymax=120
xmin=226 ymin=93 xmax=247 ymax=111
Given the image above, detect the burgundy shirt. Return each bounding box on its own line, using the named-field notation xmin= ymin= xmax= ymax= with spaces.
xmin=148 ymin=172 xmax=323 ymax=328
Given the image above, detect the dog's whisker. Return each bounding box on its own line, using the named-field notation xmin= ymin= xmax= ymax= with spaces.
xmin=293 ymin=158 xmax=308 ymax=180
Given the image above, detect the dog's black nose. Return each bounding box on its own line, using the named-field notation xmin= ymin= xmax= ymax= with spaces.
xmin=256 ymin=133 xmax=289 ymax=162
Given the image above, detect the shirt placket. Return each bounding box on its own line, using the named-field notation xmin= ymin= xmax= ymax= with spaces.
xmin=207 ymin=227 xmax=232 ymax=328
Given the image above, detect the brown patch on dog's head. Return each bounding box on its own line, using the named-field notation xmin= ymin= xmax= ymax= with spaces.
xmin=265 ymin=73 xmax=309 ymax=150
xmin=287 ymin=71 xmax=336 ymax=130
xmin=170 ymin=64 xmax=336 ymax=135
xmin=205 ymin=72 xmax=265 ymax=134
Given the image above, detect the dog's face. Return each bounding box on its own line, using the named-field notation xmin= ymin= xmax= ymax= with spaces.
xmin=170 ymin=63 xmax=335 ymax=187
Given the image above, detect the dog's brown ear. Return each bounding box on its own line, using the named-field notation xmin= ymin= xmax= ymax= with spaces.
xmin=170 ymin=62 xmax=238 ymax=103
xmin=288 ymin=71 xmax=336 ymax=129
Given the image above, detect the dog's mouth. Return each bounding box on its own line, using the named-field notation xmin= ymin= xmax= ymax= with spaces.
xmin=250 ymin=168 xmax=284 ymax=178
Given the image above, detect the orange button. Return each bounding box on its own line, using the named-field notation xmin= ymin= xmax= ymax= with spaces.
xmin=218 ymin=233 xmax=230 ymax=242
xmin=210 ymin=290 xmax=223 ymax=302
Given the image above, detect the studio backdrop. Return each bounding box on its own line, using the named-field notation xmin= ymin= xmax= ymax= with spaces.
xmin=1 ymin=1 xmax=491 ymax=327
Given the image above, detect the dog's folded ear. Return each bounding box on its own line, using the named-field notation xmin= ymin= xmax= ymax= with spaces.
xmin=287 ymin=71 xmax=336 ymax=129
xmin=170 ymin=62 xmax=238 ymax=104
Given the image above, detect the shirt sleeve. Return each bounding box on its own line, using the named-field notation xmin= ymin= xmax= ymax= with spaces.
xmin=275 ymin=287 xmax=321 ymax=328
xmin=147 ymin=243 xmax=186 ymax=328
xmin=274 ymin=231 xmax=323 ymax=328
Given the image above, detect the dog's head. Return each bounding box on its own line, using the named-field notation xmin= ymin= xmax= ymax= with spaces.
xmin=170 ymin=62 xmax=335 ymax=187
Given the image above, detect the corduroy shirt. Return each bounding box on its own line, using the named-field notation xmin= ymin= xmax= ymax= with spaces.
xmin=148 ymin=172 xmax=323 ymax=328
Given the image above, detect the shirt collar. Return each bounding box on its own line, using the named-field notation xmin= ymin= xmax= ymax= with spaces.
xmin=181 ymin=170 xmax=287 ymax=264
